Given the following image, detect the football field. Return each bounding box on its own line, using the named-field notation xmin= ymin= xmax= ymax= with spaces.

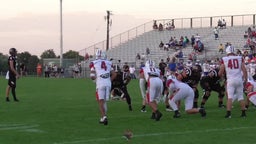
xmin=0 ymin=77 xmax=255 ymax=144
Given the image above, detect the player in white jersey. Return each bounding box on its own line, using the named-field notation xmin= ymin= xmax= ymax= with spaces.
xmin=89 ymin=49 xmax=117 ymax=125
xmin=139 ymin=60 xmax=158 ymax=112
xmin=218 ymin=46 xmax=247 ymax=118
xmin=166 ymin=70 xmax=206 ymax=118
xmin=245 ymin=76 xmax=256 ymax=108
xmin=244 ymin=61 xmax=251 ymax=80
xmin=249 ymin=60 xmax=256 ymax=76
xmin=139 ymin=59 xmax=163 ymax=121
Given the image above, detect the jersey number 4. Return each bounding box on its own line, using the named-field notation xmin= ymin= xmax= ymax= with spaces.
xmin=101 ymin=61 xmax=107 ymax=70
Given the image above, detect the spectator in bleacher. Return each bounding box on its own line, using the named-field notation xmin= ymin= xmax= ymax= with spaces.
xmin=163 ymin=43 xmax=169 ymax=51
xmin=195 ymin=33 xmax=201 ymax=42
xmin=173 ymin=37 xmax=179 ymax=48
xmin=222 ymin=19 xmax=226 ymax=28
xmin=158 ymin=23 xmax=163 ymax=31
xmin=179 ymin=36 xmax=184 ymax=48
xmin=182 ymin=37 xmax=187 ymax=48
xmin=218 ymin=19 xmax=222 ymax=28
xmin=252 ymin=25 xmax=256 ymax=31
xmin=194 ymin=39 xmax=204 ymax=53
xmin=218 ymin=43 xmax=224 ymax=54
xmin=245 ymin=37 xmax=251 ymax=48
xmin=153 ymin=20 xmax=158 ymax=30
xmin=146 ymin=47 xmax=150 ymax=55
xmin=244 ymin=31 xmax=249 ymax=39
xmin=175 ymin=50 xmax=184 ymax=59
xmin=166 ymin=56 xmax=170 ymax=63
xmin=191 ymin=35 xmax=195 ymax=47
xmin=192 ymin=53 xmax=197 ymax=62
xmin=236 ymin=49 xmax=242 ymax=56
xmin=136 ymin=53 xmax=141 ymax=60
xmin=248 ymin=27 xmax=252 ymax=37
xmin=166 ymin=20 xmax=175 ymax=30
xmin=213 ymin=27 xmax=219 ymax=40
xmin=225 ymin=42 xmax=230 ymax=49
xmin=171 ymin=20 xmax=175 ymax=29
xmin=167 ymin=37 xmax=176 ymax=50
xmin=218 ymin=19 xmax=226 ymax=29
xmin=202 ymin=59 xmax=211 ymax=76
xmin=184 ymin=36 xmax=190 ymax=44
xmin=251 ymin=43 xmax=256 ymax=54
xmin=159 ymin=41 xmax=164 ymax=49
xmin=250 ymin=26 xmax=256 ymax=38
xmin=243 ymin=50 xmax=249 ymax=57
xmin=249 ymin=40 xmax=256 ymax=54
xmin=188 ymin=53 xmax=193 ymax=61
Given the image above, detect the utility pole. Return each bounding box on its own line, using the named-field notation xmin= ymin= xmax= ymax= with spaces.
xmin=106 ymin=10 xmax=112 ymax=51
xmin=60 ymin=0 xmax=63 ymax=67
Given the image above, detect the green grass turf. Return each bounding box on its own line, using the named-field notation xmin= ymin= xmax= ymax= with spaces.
xmin=0 ymin=77 xmax=255 ymax=144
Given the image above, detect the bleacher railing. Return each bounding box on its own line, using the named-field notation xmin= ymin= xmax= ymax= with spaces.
xmin=79 ymin=14 xmax=256 ymax=57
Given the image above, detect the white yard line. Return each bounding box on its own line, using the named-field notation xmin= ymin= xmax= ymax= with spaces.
xmin=53 ymin=126 xmax=256 ymax=144
xmin=0 ymin=123 xmax=44 ymax=133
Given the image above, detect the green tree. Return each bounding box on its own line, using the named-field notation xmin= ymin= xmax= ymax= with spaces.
xmin=63 ymin=50 xmax=84 ymax=61
xmin=63 ymin=50 xmax=79 ymax=59
xmin=27 ymin=56 xmax=40 ymax=74
xmin=17 ymin=51 xmax=39 ymax=75
xmin=17 ymin=51 xmax=31 ymax=65
xmin=40 ymin=49 xmax=57 ymax=59
xmin=0 ymin=53 xmax=8 ymax=73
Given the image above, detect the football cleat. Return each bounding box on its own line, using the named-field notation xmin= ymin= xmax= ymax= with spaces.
xmin=199 ymin=108 xmax=206 ymax=117
xmin=155 ymin=111 xmax=162 ymax=121
xmin=173 ymin=111 xmax=181 ymax=118
xmin=150 ymin=112 xmax=155 ymax=119
xmin=99 ymin=116 xmax=108 ymax=125
xmin=141 ymin=108 xmax=147 ymax=113
xmin=166 ymin=107 xmax=173 ymax=112
xmin=225 ymin=115 xmax=231 ymax=118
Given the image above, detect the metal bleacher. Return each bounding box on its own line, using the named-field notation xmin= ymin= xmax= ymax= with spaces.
xmin=106 ymin=25 xmax=249 ymax=67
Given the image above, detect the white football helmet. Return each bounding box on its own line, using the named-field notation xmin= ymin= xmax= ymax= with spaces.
xmin=95 ymin=49 xmax=107 ymax=60
xmin=226 ymin=45 xmax=235 ymax=54
xmin=145 ymin=59 xmax=155 ymax=67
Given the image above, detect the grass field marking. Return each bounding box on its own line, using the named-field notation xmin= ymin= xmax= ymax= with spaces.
xmin=53 ymin=126 xmax=256 ymax=144
xmin=0 ymin=123 xmax=44 ymax=133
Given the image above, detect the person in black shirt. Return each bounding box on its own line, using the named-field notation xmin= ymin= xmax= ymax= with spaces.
xmin=181 ymin=65 xmax=202 ymax=108
xmin=158 ymin=59 xmax=167 ymax=75
xmin=19 ymin=63 xmax=26 ymax=77
xmin=6 ymin=48 xmax=20 ymax=102
xmin=200 ymin=69 xmax=225 ymax=108
xmin=111 ymin=64 xmax=132 ymax=111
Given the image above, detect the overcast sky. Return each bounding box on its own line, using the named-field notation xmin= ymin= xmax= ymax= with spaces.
xmin=1 ymin=0 xmax=256 ymax=56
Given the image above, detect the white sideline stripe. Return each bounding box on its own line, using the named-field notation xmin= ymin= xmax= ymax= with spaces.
xmin=53 ymin=126 xmax=256 ymax=144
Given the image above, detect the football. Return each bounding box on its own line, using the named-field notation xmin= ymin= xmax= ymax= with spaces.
xmin=90 ymin=72 xmax=96 ymax=80
xmin=123 ymin=129 xmax=133 ymax=140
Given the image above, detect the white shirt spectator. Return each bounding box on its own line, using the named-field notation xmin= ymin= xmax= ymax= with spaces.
xmin=202 ymin=61 xmax=210 ymax=76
